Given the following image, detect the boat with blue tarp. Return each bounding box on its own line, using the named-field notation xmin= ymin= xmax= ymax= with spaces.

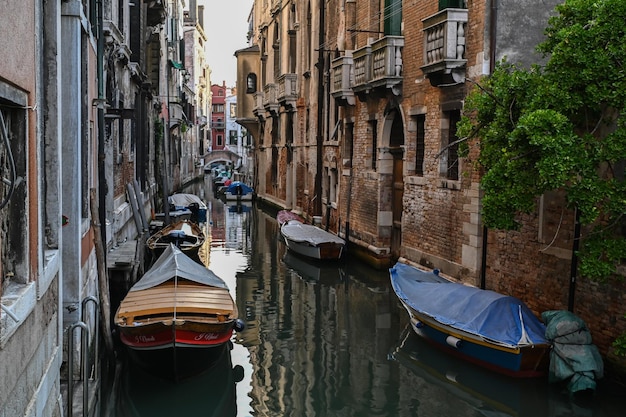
xmin=390 ymin=261 xmax=552 ymax=378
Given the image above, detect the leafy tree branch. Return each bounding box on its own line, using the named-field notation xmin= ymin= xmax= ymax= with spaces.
xmin=456 ymin=0 xmax=626 ymax=354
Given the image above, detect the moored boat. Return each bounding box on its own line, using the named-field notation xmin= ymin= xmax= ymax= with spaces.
xmin=223 ymin=181 xmax=254 ymax=201
xmin=278 ymin=211 xmax=345 ymax=261
xmin=168 ymin=193 xmax=208 ymax=223
xmin=390 ymin=261 xmax=551 ymax=378
xmin=276 ymin=209 xmax=304 ymax=226
xmin=146 ymin=219 xmax=205 ymax=262
xmin=114 ymin=244 xmax=243 ymax=380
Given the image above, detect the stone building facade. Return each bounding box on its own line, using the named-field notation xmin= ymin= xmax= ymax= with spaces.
xmin=0 ymin=0 xmax=210 ymax=415
xmin=237 ymin=0 xmax=626 ymax=374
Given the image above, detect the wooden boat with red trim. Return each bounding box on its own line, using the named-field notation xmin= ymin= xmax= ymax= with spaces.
xmin=115 ymin=244 xmax=243 ymax=380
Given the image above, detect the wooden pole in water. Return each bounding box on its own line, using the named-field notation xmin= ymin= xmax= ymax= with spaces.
xmin=90 ymin=188 xmax=115 ymax=353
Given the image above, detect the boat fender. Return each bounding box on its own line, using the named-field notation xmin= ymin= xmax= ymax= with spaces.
xmin=446 ymin=335 xmax=462 ymax=348
xmin=234 ymin=319 xmax=246 ymax=332
xmin=445 ymin=371 xmax=459 ymax=383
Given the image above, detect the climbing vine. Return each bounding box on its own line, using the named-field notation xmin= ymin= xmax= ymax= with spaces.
xmin=456 ymin=0 xmax=626 ymax=354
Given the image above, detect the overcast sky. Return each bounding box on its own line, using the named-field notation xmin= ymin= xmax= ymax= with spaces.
xmin=203 ymin=1 xmax=254 ymax=88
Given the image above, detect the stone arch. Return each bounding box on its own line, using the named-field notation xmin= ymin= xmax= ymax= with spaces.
xmin=380 ymin=102 xmax=405 ymax=260
xmin=203 ymin=150 xmax=241 ymax=170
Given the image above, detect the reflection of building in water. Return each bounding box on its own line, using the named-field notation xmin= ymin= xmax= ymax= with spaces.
xmin=209 ymin=199 xmax=226 ymax=246
xmin=236 ymin=207 xmax=403 ymax=415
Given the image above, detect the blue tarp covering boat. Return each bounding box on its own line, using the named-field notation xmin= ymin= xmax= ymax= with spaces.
xmin=391 ymin=262 xmax=548 ymax=347
xmin=390 ymin=261 xmax=551 ymax=377
xmin=224 ymin=181 xmax=254 ymax=200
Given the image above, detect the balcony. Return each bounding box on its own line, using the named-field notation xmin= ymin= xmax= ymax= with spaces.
xmin=263 ymin=83 xmax=279 ymax=114
xmin=271 ymin=0 xmax=282 ymax=15
xmin=421 ymin=8 xmax=468 ymax=86
xmin=330 ymin=51 xmax=355 ymax=106
xmin=277 ymin=73 xmax=298 ymax=108
xmin=147 ymin=0 xmax=166 ymax=26
xmin=352 ymin=36 xmax=404 ymax=99
xmin=253 ymin=91 xmax=265 ymax=119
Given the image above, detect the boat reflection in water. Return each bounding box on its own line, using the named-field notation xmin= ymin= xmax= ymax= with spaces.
xmin=389 ymin=325 xmax=551 ymax=416
xmin=116 ymin=345 xmax=245 ymax=417
xmin=282 ymin=250 xmax=345 ymax=285
xmin=224 ymin=200 xmax=252 ymax=214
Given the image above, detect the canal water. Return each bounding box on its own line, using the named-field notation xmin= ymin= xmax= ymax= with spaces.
xmin=102 ymin=175 xmax=624 ymax=417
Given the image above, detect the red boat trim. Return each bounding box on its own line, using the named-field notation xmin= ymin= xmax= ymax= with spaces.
xmin=120 ymin=328 xmax=233 ymax=349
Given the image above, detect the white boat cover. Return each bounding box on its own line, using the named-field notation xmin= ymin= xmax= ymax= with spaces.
xmin=130 ymin=244 xmax=227 ymax=291
xmin=168 ymin=193 xmax=207 ymax=209
xmin=281 ymin=220 xmax=345 ymax=245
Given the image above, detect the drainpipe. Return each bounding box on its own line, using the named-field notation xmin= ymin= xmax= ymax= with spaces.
xmin=314 ymin=0 xmax=325 ymax=217
xmin=480 ymin=0 xmax=497 ymax=289
xmin=96 ymin=0 xmax=107 ymax=253
xmin=568 ymin=208 xmax=581 ymax=311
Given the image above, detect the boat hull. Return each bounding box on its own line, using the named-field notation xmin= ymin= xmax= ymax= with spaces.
xmin=282 ymin=236 xmax=344 ymax=260
xmin=402 ymin=302 xmax=550 ymax=378
xmin=118 ymin=321 xmax=234 ymax=350
xmin=224 ymin=192 xmax=253 ymax=201
xmin=279 ymin=219 xmax=345 ymax=261
xmin=123 ymin=339 xmax=232 ymax=381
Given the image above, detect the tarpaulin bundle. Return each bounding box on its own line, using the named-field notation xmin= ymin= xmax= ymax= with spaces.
xmin=542 ymin=310 xmax=604 ymax=394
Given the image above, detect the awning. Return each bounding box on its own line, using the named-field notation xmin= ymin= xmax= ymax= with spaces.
xmin=169 ymin=59 xmax=184 ymax=70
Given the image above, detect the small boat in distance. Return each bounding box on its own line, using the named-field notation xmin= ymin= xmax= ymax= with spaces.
xmin=114 ymin=244 xmax=243 ymax=380
xmin=277 ymin=210 xmax=345 ymax=261
xmin=146 ymin=219 xmax=205 ymax=262
xmin=276 ymin=210 xmax=304 ymax=226
xmin=168 ymin=193 xmax=207 ymax=223
xmin=390 ymin=261 xmax=551 ymax=378
xmin=223 ymin=181 xmax=254 ymax=201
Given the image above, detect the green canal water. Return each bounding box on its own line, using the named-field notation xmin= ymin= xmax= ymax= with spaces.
xmin=100 ymin=176 xmax=624 ymax=417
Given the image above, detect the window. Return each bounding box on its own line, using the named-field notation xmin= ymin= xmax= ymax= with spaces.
xmin=271 ymin=147 xmax=278 ymax=185
xmin=273 ymin=22 xmax=281 ymax=77
xmin=369 ymin=119 xmax=378 ymax=170
xmin=230 ymin=103 xmax=236 ymax=118
xmin=0 ymin=89 xmax=29 ymax=298
xmin=414 ymin=115 xmax=425 ymax=176
xmin=439 ymin=0 xmax=466 ymax=11
xmin=442 ymin=110 xmax=460 ymax=180
xmin=217 ymin=134 xmax=223 ymax=147
xmin=330 ymin=168 xmax=338 ymax=204
xmin=343 ymin=122 xmax=354 ymax=167
xmin=212 ymin=104 xmax=224 ymax=113
xmin=229 ymin=130 xmax=238 ymax=145
xmin=246 ymin=73 xmax=257 ymax=93
xmin=271 ymin=116 xmax=279 ymax=146
xmin=384 ymin=0 xmax=402 ymax=36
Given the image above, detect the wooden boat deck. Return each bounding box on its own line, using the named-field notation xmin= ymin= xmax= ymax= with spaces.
xmin=115 ymin=281 xmax=236 ymax=325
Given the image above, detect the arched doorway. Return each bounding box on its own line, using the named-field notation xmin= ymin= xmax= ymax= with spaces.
xmin=389 ymin=111 xmax=404 ymax=259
